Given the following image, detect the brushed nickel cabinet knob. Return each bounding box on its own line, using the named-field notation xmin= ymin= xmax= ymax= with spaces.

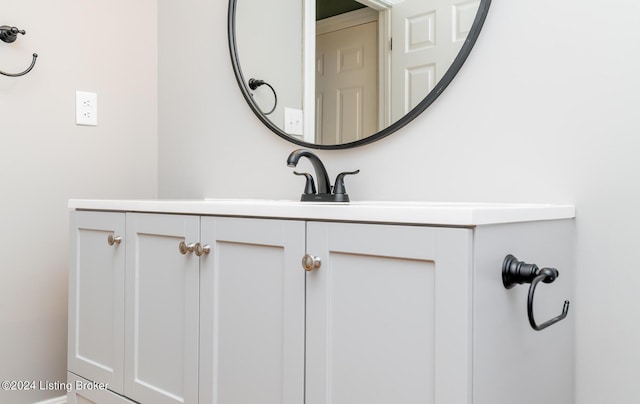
xmin=179 ymin=241 xmax=196 ymax=255
xmin=302 ymin=254 xmax=321 ymax=271
xmin=195 ymin=243 xmax=211 ymax=257
xmin=107 ymin=235 xmax=122 ymax=246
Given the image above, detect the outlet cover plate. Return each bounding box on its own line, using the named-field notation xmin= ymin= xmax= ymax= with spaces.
xmin=284 ymin=107 xmax=303 ymax=135
xmin=76 ymin=91 xmax=97 ymax=126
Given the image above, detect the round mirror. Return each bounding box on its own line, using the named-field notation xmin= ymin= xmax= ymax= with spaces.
xmin=228 ymin=0 xmax=491 ymax=150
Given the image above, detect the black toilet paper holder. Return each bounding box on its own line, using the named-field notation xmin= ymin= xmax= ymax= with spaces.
xmin=502 ymin=254 xmax=570 ymax=331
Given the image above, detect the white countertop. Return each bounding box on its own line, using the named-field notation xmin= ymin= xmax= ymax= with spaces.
xmin=68 ymin=199 xmax=575 ymax=227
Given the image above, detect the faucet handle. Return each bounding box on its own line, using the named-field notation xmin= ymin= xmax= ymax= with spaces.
xmin=333 ymin=170 xmax=360 ymax=195
xmin=293 ymin=171 xmax=317 ymax=194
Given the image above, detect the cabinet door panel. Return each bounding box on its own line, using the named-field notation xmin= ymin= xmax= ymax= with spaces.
xmin=68 ymin=211 xmax=125 ymax=393
xmin=124 ymin=213 xmax=199 ymax=404
xmin=306 ymin=222 xmax=472 ymax=404
xmin=200 ymin=217 xmax=305 ymax=404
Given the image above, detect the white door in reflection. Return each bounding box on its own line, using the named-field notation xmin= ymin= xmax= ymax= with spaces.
xmin=316 ymin=11 xmax=378 ymax=145
xmin=392 ymin=0 xmax=480 ymax=121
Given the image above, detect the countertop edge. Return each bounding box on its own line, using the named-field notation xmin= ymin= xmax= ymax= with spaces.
xmin=68 ymin=199 xmax=576 ymax=227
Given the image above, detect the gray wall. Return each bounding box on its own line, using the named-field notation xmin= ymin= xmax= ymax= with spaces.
xmin=159 ymin=0 xmax=640 ymax=403
xmin=0 ymin=1 xmax=158 ymax=403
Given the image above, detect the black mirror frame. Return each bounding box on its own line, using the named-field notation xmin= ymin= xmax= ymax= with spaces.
xmin=228 ymin=0 xmax=491 ymax=150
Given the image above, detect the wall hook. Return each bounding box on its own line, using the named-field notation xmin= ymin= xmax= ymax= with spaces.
xmin=502 ymin=254 xmax=570 ymax=331
xmin=0 ymin=25 xmax=38 ymax=77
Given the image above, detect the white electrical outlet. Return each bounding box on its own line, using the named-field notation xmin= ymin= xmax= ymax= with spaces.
xmin=284 ymin=107 xmax=303 ymax=136
xmin=76 ymin=91 xmax=98 ymax=126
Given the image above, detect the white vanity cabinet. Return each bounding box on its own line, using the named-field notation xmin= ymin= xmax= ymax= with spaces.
xmin=68 ymin=200 xmax=575 ymax=404
xmin=69 ymin=212 xmax=201 ymax=404
xmin=305 ymin=219 xmax=574 ymax=404
xmin=69 ymin=212 xmax=307 ymax=404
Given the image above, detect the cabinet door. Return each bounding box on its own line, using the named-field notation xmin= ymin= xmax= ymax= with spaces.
xmin=124 ymin=213 xmax=199 ymax=404
xmin=68 ymin=211 xmax=125 ymax=393
xmin=199 ymin=217 xmax=306 ymax=404
xmin=306 ymin=222 xmax=472 ymax=404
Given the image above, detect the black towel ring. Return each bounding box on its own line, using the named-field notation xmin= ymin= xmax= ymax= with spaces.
xmin=248 ymin=78 xmax=277 ymax=115
xmin=1 ymin=25 xmax=38 ymax=77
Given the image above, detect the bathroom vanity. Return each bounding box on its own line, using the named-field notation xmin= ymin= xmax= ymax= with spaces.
xmin=67 ymin=199 xmax=575 ymax=404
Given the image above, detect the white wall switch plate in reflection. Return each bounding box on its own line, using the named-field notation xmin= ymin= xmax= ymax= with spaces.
xmin=284 ymin=107 xmax=303 ymax=136
xmin=76 ymin=91 xmax=98 ymax=126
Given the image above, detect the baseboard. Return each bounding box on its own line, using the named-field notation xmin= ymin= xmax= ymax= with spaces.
xmin=34 ymin=395 xmax=66 ymax=404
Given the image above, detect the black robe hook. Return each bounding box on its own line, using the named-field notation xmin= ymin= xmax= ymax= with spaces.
xmin=0 ymin=25 xmax=38 ymax=77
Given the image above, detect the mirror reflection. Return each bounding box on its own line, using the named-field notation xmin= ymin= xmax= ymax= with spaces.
xmin=233 ymin=0 xmax=484 ymax=147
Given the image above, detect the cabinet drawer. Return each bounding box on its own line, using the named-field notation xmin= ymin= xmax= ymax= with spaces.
xmin=67 ymin=372 xmax=134 ymax=404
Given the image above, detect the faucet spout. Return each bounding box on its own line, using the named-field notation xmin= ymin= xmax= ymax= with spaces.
xmin=287 ymin=149 xmax=331 ymax=194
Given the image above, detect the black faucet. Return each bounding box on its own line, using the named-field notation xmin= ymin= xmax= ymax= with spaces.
xmin=287 ymin=149 xmax=359 ymax=202
xmin=287 ymin=149 xmax=331 ymax=194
